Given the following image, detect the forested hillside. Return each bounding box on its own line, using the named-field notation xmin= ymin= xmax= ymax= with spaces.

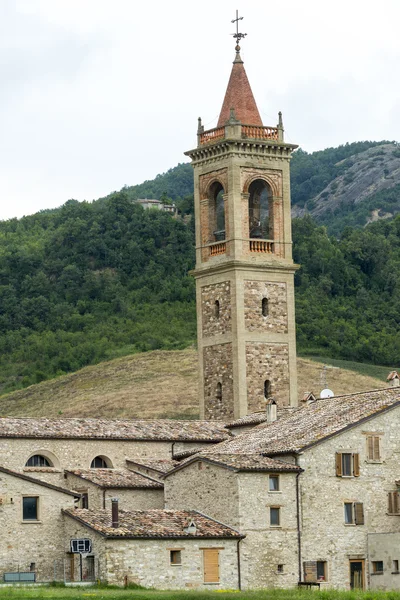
xmin=1 ymin=141 xmax=400 ymax=396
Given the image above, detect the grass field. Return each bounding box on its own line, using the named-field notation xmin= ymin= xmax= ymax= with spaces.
xmin=0 ymin=350 xmax=388 ymax=419
xmin=1 ymin=586 xmax=400 ymax=600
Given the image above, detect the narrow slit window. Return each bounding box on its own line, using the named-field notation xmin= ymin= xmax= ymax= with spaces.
xmin=264 ymin=379 xmax=271 ymax=399
xmin=216 ymin=382 xmax=222 ymax=402
xmin=262 ymin=297 xmax=269 ymax=317
xmin=215 ymin=300 xmax=220 ymax=319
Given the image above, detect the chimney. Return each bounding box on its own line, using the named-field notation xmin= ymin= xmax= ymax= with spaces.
xmin=266 ymin=399 xmax=277 ymax=423
xmin=387 ymin=371 xmax=400 ymax=387
xmin=111 ymin=498 xmax=119 ymax=528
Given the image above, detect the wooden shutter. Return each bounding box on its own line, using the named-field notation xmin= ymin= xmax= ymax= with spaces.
xmin=303 ymin=561 xmax=318 ymax=582
xmin=353 ymin=453 xmax=360 ymax=477
xmin=388 ymin=491 xmax=399 ymax=515
xmin=354 ymin=502 xmax=364 ymax=525
xmin=373 ymin=437 xmax=380 ymax=460
xmin=203 ymin=549 xmax=220 ymax=583
xmin=367 ymin=436 xmax=374 ymax=460
xmin=336 ymin=453 xmax=342 ymax=477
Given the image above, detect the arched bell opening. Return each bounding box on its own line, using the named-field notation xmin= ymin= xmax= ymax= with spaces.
xmin=208 ymin=182 xmax=225 ymax=242
xmin=248 ymin=179 xmax=272 ymax=240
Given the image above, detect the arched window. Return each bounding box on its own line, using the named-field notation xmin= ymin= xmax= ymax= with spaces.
xmin=25 ymin=455 xmax=52 ymax=468
xmin=90 ymin=456 xmax=112 ymax=469
xmin=216 ymin=382 xmax=222 ymax=402
xmin=215 ymin=300 xmax=220 ymax=319
xmin=209 ymin=182 xmax=225 ymax=242
xmin=248 ymin=179 xmax=271 ymax=239
xmin=264 ymin=380 xmax=272 ymax=399
xmin=262 ymin=297 xmax=269 ymax=317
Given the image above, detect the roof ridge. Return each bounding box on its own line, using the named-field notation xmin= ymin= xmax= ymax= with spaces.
xmin=0 ymin=465 xmax=78 ymax=497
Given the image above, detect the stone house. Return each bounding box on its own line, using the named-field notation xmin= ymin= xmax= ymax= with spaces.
xmin=63 ymin=506 xmax=242 ymax=588
xmin=0 ymin=466 xmax=78 ymax=582
xmin=64 ymin=469 xmax=164 ymax=511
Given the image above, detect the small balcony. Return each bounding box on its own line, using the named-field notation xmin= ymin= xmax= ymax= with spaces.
xmin=199 ymin=123 xmax=281 ymax=146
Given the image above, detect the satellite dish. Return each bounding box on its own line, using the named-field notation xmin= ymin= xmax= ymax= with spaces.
xmin=320 ymin=388 xmax=334 ymax=399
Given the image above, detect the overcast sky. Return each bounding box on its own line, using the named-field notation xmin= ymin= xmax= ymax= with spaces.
xmin=1 ymin=0 xmax=399 ymax=220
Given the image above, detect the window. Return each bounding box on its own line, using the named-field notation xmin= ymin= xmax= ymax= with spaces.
xmin=372 ymin=561 xmax=383 ymax=574
xmin=336 ymin=453 xmax=360 ymax=477
xmin=388 ymin=491 xmax=400 ymax=514
xmin=70 ymin=539 xmax=91 ymax=553
xmin=277 ymin=564 xmax=284 ymax=573
xmin=303 ymin=561 xmax=327 ymax=582
xmin=203 ymin=548 xmax=220 ymax=583
xmin=270 ymin=507 xmax=280 ymax=527
xmin=344 ymin=502 xmax=364 ymax=525
xmin=366 ymin=435 xmax=381 ymax=461
xmin=269 ymin=475 xmax=280 ymax=492
xmin=170 ymin=550 xmax=182 ymax=566
xmin=262 ymin=297 xmax=269 ymax=317
xmin=90 ymin=456 xmax=111 ymax=469
xmin=214 ymin=300 xmax=220 ymax=319
xmin=216 ymin=382 xmax=222 ymax=402
xmin=209 ymin=182 xmax=225 ymax=242
xmin=23 ymin=497 xmax=39 ymax=521
xmin=248 ymin=179 xmax=271 ymax=239
xmin=81 ymin=493 xmax=89 ymax=509
xmin=264 ymin=379 xmax=271 ymax=399
xmin=393 ymin=560 xmax=399 ymax=573
xmin=25 ymin=455 xmax=51 ymax=468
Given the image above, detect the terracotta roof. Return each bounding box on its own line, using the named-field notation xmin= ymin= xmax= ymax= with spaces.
xmin=209 ymin=388 xmax=400 ymax=456
xmin=126 ymin=459 xmax=177 ymax=474
xmin=217 ymin=51 xmax=262 ymax=127
xmin=225 ymin=407 xmax=299 ymax=429
xmin=0 ymin=465 xmax=78 ymax=497
xmin=65 ymin=469 xmax=163 ymax=489
xmin=63 ymin=508 xmax=243 ymax=539
xmin=165 ymin=453 xmax=301 ymax=476
xmin=172 ymin=447 xmax=203 ymax=460
xmin=0 ymin=418 xmax=231 ymax=442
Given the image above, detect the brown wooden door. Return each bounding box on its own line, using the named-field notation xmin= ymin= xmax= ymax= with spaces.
xmin=350 ymin=560 xmax=364 ymax=589
xmin=203 ymin=549 xmax=220 ymax=583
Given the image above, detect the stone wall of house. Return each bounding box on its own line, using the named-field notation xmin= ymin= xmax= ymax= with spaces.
xmin=201 ymin=281 xmax=231 ymax=337
xmin=237 ymin=471 xmax=299 ymax=589
xmin=64 ymin=516 xmax=239 ymax=589
xmin=164 ymin=460 xmax=240 ymax=527
xmin=368 ymin=532 xmax=400 ymax=590
xmin=203 ymin=343 xmax=234 ymax=419
xmin=244 ymin=281 xmax=288 ymax=334
xmin=245 ymin=342 xmax=290 ymax=410
xmin=0 ymin=470 xmax=75 ymax=582
xmin=298 ymin=406 xmax=400 ymax=590
xmin=64 ymin=473 xmax=164 ymax=511
xmin=0 ymin=439 xmax=213 ymax=487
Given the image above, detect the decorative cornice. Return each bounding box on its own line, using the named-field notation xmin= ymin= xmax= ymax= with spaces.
xmin=185 ymin=139 xmax=297 ymax=166
xmin=191 ymin=259 xmax=300 ymax=279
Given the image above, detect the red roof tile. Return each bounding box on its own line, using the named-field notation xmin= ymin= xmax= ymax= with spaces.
xmin=66 ymin=469 xmax=163 ymax=489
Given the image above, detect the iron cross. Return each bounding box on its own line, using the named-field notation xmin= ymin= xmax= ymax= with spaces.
xmin=231 ymin=10 xmax=247 ymax=45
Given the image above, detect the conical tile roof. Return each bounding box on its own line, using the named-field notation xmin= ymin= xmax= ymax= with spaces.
xmin=217 ymin=49 xmax=263 ymax=127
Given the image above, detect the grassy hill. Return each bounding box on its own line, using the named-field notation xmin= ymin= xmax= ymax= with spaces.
xmin=0 ymin=349 xmax=388 ymax=419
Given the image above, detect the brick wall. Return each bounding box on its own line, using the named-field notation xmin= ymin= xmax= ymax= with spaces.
xmin=203 ymin=343 xmax=234 ymax=419
xmin=244 ymin=281 xmax=288 ymax=334
xmin=201 ymin=282 xmax=232 ymax=337
xmin=245 ymin=342 xmax=290 ymax=410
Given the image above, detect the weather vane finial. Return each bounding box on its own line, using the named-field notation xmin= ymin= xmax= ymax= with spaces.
xmin=231 ymin=10 xmax=247 ymax=50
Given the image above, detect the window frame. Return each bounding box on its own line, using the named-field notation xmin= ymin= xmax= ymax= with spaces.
xmin=372 ymin=561 xmax=384 ymax=575
xmin=22 ymin=496 xmax=40 ymax=522
xmin=336 ymin=452 xmax=360 ymax=477
xmin=270 ymin=506 xmax=281 ymax=528
xmin=269 ymin=475 xmax=280 ymax=492
xmin=169 ymin=549 xmax=182 ymax=566
xmin=392 ymin=560 xmax=399 ymax=574
xmin=366 ymin=435 xmax=381 ymax=462
xmin=25 ymin=455 xmax=52 ymax=468
xmin=344 ymin=502 xmax=364 ymax=525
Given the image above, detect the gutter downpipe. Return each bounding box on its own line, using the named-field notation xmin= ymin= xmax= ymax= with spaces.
xmin=237 ymin=538 xmax=242 ymax=590
xmin=296 ymin=464 xmax=302 ymax=583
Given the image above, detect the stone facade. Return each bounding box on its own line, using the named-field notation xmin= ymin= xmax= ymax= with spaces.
xmin=246 ymin=342 xmax=290 ymax=409
xmin=244 ymin=281 xmax=288 ymax=334
xmin=368 ymin=533 xmax=400 ymax=590
xmin=164 ymin=460 xmax=299 ymax=589
xmin=201 ymin=281 xmax=231 ymax=337
xmin=203 ymin=343 xmax=234 ymax=419
xmin=64 ymin=515 xmax=240 ymax=589
xmin=64 ymin=472 xmax=164 ymax=512
xmin=0 ymin=470 xmax=75 ymax=581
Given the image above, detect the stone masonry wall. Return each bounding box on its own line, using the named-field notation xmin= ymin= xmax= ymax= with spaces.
xmin=246 ymin=342 xmax=290 ymax=410
xmin=244 ymin=281 xmax=288 ymax=334
xmin=0 ymin=470 xmax=75 ymax=581
xmin=64 ymin=516 xmax=239 ymax=589
xmin=164 ymin=460 xmax=239 ymax=527
xmin=203 ymin=343 xmax=234 ymax=420
xmin=64 ymin=473 xmax=164 ymax=512
xmin=298 ymin=406 xmax=400 ymax=590
xmin=201 ymin=281 xmax=231 ymax=337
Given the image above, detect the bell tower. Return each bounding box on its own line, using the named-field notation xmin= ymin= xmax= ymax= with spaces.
xmin=186 ymin=20 xmax=298 ymax=420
